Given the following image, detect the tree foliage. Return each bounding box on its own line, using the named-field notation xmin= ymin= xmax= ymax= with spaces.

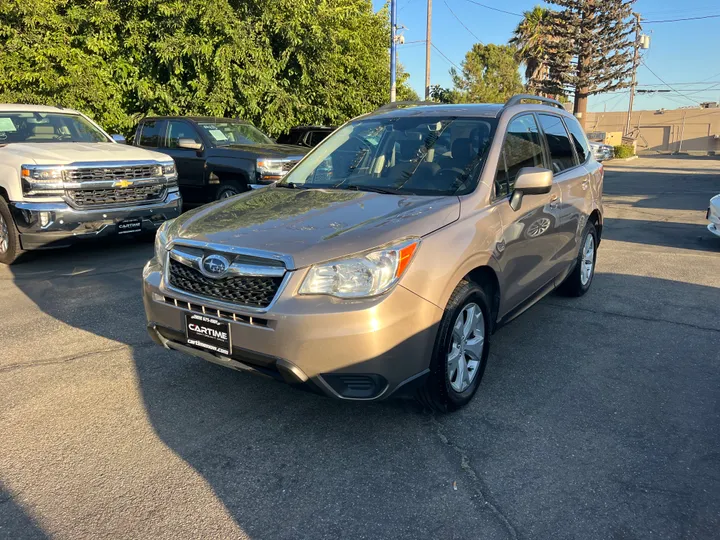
xmin=0 ymin=0 xmax=416 ymax=136
xmin=450 ymin=44 xmax=524 ymax=104
xmin=510 ymin=6 xmax=558 ymax=96
xmin=544 ymin=0 xmax=635 ymax=98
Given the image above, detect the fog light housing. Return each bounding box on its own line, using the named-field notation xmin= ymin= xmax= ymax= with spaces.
xmin=39 ymin=212 xmax=51 ymax=227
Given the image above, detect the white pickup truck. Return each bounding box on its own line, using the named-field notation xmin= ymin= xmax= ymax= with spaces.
xmin=0 ymin=104 xmax=182 ymax=264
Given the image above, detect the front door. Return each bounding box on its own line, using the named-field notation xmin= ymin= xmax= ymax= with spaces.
xmin=161 ymin=120 xmax=207 ymax=203
xmin=492 ymin=113 xmax=564 ymax=315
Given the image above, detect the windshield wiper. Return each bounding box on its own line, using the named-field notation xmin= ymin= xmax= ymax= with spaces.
xmin=341 ymin=184 xmax=405 ymax=195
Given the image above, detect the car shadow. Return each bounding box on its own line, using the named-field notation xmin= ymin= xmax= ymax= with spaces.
xmin=4 ymin=241 xmax=720 ymax=538
xmin=603 ymin=217 xmax=720 ymax=252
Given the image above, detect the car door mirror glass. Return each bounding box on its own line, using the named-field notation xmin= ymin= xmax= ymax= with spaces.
xmin=177 ymin=138 xmax=203 ymax=151
xmin=510 ymin=167 xmax=553 ymax=211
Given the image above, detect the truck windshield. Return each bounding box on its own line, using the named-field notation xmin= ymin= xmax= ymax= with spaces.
xmin=279 ymin=115 xmax=498 ymax=196
xmin=0 ymin=112 xmax=109 ymax=144
xmin=196 ymin=120 xmax=274 ymax=146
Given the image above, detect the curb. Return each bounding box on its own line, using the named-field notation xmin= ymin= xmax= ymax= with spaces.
xmin=610 ymin=155 xmax=639 ymax=162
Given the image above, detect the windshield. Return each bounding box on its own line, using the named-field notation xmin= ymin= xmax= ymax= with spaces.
xmin=279 ymin=115 xmax=497 ymax=196
xmin=196 ymin=120 xmax=274 ymax=146
xmin=0 ymin=112 xmax=109 ymax=144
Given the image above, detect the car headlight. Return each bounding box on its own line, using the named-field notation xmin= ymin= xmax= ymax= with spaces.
xmin=20 ymin=165 xmax=65 ymax=195
xmin=154 ymin=220 xmax=172 ymax=265
xmin=299 ymin=239 xmax=419 ymax=298
xmin=161 ymin=161 xmax=176 ymax=176
xmin=256 ymin=158 xmax=288 ymax=182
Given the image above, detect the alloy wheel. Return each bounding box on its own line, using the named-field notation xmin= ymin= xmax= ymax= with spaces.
xmin=447 ymin=303 xmax=485 ymax=393
xmin=580 ymin=233 xmax=595 ymax=286
xmin=0 ymin=213 xmax=9 ymax=254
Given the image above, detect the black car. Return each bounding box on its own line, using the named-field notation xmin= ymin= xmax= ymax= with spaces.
xmin=276 ymin=125 xmax=335 ymax=148
xmin=133 ymin=117 xmax=307 ymax=204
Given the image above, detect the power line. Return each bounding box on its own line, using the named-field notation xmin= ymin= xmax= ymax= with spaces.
xmin=431 ymin=43 xmax=462 ymax=71
xmin=640 ymin=60 xmax=703 ymax=105
xmin=442 ymin=0 xmax=483 ymax=43
xmin=643 ymin=14 xmax=720 ymax=23
xmin=462 ymin=0 xmax=521 ymax=17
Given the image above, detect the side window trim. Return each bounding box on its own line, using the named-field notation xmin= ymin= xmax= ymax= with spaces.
xmin=536 ymin=113 xmax=581 ymax=175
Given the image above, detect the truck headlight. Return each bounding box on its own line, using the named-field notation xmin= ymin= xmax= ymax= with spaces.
xmin=299 ymin=239 xmax=419 ymax=298
xmin=21 ymin=165 xmax=65 ymax=195
xmin=161 ymin=161 xmax=176 ymax=176
xmin=256 ymin=158 xmax=287 ymax=182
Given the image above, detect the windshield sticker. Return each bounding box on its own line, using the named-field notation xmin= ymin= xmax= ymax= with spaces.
xmin=0 ymin=118 xmax=17 ymax=132
xmin=208 ymin=129 xmax=228 ymax=141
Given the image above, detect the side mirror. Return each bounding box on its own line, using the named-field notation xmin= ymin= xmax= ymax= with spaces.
xmin=509 ymin=167 xmax=553 ymax=212
xmin=177 ymin=138 xmax=203 ymax=151
xmin=111 ymin=134 xmax=126 ymax=144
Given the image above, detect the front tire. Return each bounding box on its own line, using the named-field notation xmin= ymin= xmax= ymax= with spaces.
xmin=558 ymin=221 xmax=598 ymax=297
xmin=0 ymin=198 xmax=23 ymax=265
xmin=417 ymin=280 xmax=491 ymax=413
xmin=215 ymin=180 xmax=244 ymax=200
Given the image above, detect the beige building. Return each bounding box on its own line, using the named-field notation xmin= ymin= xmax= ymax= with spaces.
xmin=585 ymin=107 xmax=720 ymax=155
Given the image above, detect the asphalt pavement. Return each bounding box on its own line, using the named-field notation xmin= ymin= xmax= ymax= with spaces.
xmin=1 ymin=156 xmax=719 ymax=539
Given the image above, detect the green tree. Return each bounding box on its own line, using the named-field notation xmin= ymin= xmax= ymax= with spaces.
xmin=0 ymin=0 xmax=417 ymax=135
xmin=544 ymin=0 xmax=636 ymax=126
xmin=450 ymin=43 xmax=524 ymax=104
xmin=510 ymin=6 xmax=557 ymax=96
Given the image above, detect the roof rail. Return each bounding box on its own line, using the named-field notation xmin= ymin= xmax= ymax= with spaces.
xmin=505 ymin=94 xmax=565 ymax=111
xmin=374 ymin=100 xmax=438 ymax=112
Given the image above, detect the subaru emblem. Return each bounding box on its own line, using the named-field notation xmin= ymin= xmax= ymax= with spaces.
xmin=201 ymin=254 xmax=230 ymax=278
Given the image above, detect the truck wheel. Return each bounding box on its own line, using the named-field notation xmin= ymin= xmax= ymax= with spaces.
xmin=0 ymin=198 xmax=23 ymax=265
xmin=416 ymin=279 xmax=491 ymax=413
xmin=215 ymin=181 xmax=244 ymax=200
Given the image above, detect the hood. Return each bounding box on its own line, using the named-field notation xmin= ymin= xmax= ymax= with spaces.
xmin=0 ymin=142 xmax=171 ymax=165
xmin=217 ymin=143 xmax=308 ymax=158
xmin=170 ymin=187 xmax=460 ymax=269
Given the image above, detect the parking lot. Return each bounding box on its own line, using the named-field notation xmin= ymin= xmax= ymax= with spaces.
xmin=1 ymin=155 xmax=718 ymax=539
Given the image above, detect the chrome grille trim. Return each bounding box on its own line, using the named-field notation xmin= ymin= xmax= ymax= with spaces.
xmin=169 ymin=247 xmax=286 ymax=278
xmin=63 ymin=164 xmax=159 ymax=182
xmin=162 ymin=295 xmax=270 ymax=328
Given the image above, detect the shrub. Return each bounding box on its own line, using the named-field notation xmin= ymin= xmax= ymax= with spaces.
xmin=614 ymin=145 xmax=635 ymax=159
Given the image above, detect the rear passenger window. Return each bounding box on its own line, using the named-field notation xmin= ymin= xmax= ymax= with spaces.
xmin=538 ymin=114 xmax=576 ymax=173
xmin=563 ymin=117 xmax=590 ymax=164
xmin=495 ymin=114 xmax=545 ymax=199
xmin=139 ymin=121 xmax=163 ymax=148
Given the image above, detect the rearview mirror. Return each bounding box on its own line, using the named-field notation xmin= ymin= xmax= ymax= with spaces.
xmin=509 ymin=167 xmax=553 ymax=212
xmin=178 ymin=138 xmax=203 ymax=151
xmin=111 ymin=134 xmax=126 ymax=144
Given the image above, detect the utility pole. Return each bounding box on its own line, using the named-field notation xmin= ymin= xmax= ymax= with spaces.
xmin=625 ymin=13 xmax=642 ymax=136
xmin=390 ymin=0 xmax=397 ymax=102
xmin=425 ymin=0 xmax=432 ymax=100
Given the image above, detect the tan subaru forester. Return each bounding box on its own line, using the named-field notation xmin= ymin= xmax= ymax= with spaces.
xmin=143 ymin=95 xmax=603 ymax=412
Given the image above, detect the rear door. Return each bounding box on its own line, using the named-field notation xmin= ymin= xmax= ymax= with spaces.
xmin=492 ymin=113 xmax=564 ymax=313
xmin=537 ymin=114 xmax=592 ymax=270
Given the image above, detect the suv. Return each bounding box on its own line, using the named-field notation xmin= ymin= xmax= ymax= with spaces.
xmin=0 ymin=104 xmax=181 ymax=265
xmin=276 ymin=125 xmax=336 ymax=148
xmin=133 ymin=116 xmax=307 ymax=204
xmin=142 ymin=95 xmax=604 ymax=412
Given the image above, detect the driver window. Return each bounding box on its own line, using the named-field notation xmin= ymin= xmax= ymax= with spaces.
xmin=167 ymin=121 xmax=201 ymax=149
xmin=495 ymin=115 xmax=544 ymax=199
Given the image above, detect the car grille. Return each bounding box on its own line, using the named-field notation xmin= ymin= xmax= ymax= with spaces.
xmin=67 ymin=185 xmax=166 ymax=207
xmin=282 ymin=160 xmax=297 ymax=172
xmin=168 ymin=259 xmax=283 ymax=308
xmin=63 ymin=165 xmax=159 ymax=182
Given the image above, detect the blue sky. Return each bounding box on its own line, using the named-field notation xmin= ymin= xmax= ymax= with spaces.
xmin=372 ymin=0 xmax=720 ymax=111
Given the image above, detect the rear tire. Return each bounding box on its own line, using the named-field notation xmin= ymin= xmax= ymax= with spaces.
xmin=416 ymin=280 xmax=491 ymax=413
xmin=0 ymin=197 xmax=23 ymax=265
xmin=558 ymin=221 xmax=598 ymax=297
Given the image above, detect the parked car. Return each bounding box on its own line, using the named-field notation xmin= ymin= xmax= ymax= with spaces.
xmin=276 ymin=125 xmax=336 ymax=148
xmin=589 ymin=141 xmax=613 ymax=161
xmin=132 ymin=116 xmax=307 ymax=205
xmin=707 ymin=194 xmax=720 ymax=237
xmin=0 ymin=104 xmax=181 ymax=265
xmin=142 ymin=95 xmax=604 ymax=412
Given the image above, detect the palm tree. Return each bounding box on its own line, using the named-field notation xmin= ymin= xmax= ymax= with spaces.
xmin=510 ymin=6 xmax=556 ymax=96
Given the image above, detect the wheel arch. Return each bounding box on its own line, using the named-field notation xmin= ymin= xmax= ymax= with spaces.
xmin=465 ymin=265 xmax=501 ymax=332
xmin=589 ymin=209 xmax=602 ymax=243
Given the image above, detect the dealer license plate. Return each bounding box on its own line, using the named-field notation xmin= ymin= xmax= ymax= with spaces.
xmin=117 ymin=217 xmax=143 ymax=235
xmin=185 ymin=313 xmax=231 ymax=356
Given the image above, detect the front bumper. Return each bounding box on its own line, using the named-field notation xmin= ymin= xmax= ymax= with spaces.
xmin=142 ymin=257 xmax=442 ymax=401
xmin=708 ymin=206 xmax=720 ymax=237
xmin=10 ymin=190 xmax=182 ymax=250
